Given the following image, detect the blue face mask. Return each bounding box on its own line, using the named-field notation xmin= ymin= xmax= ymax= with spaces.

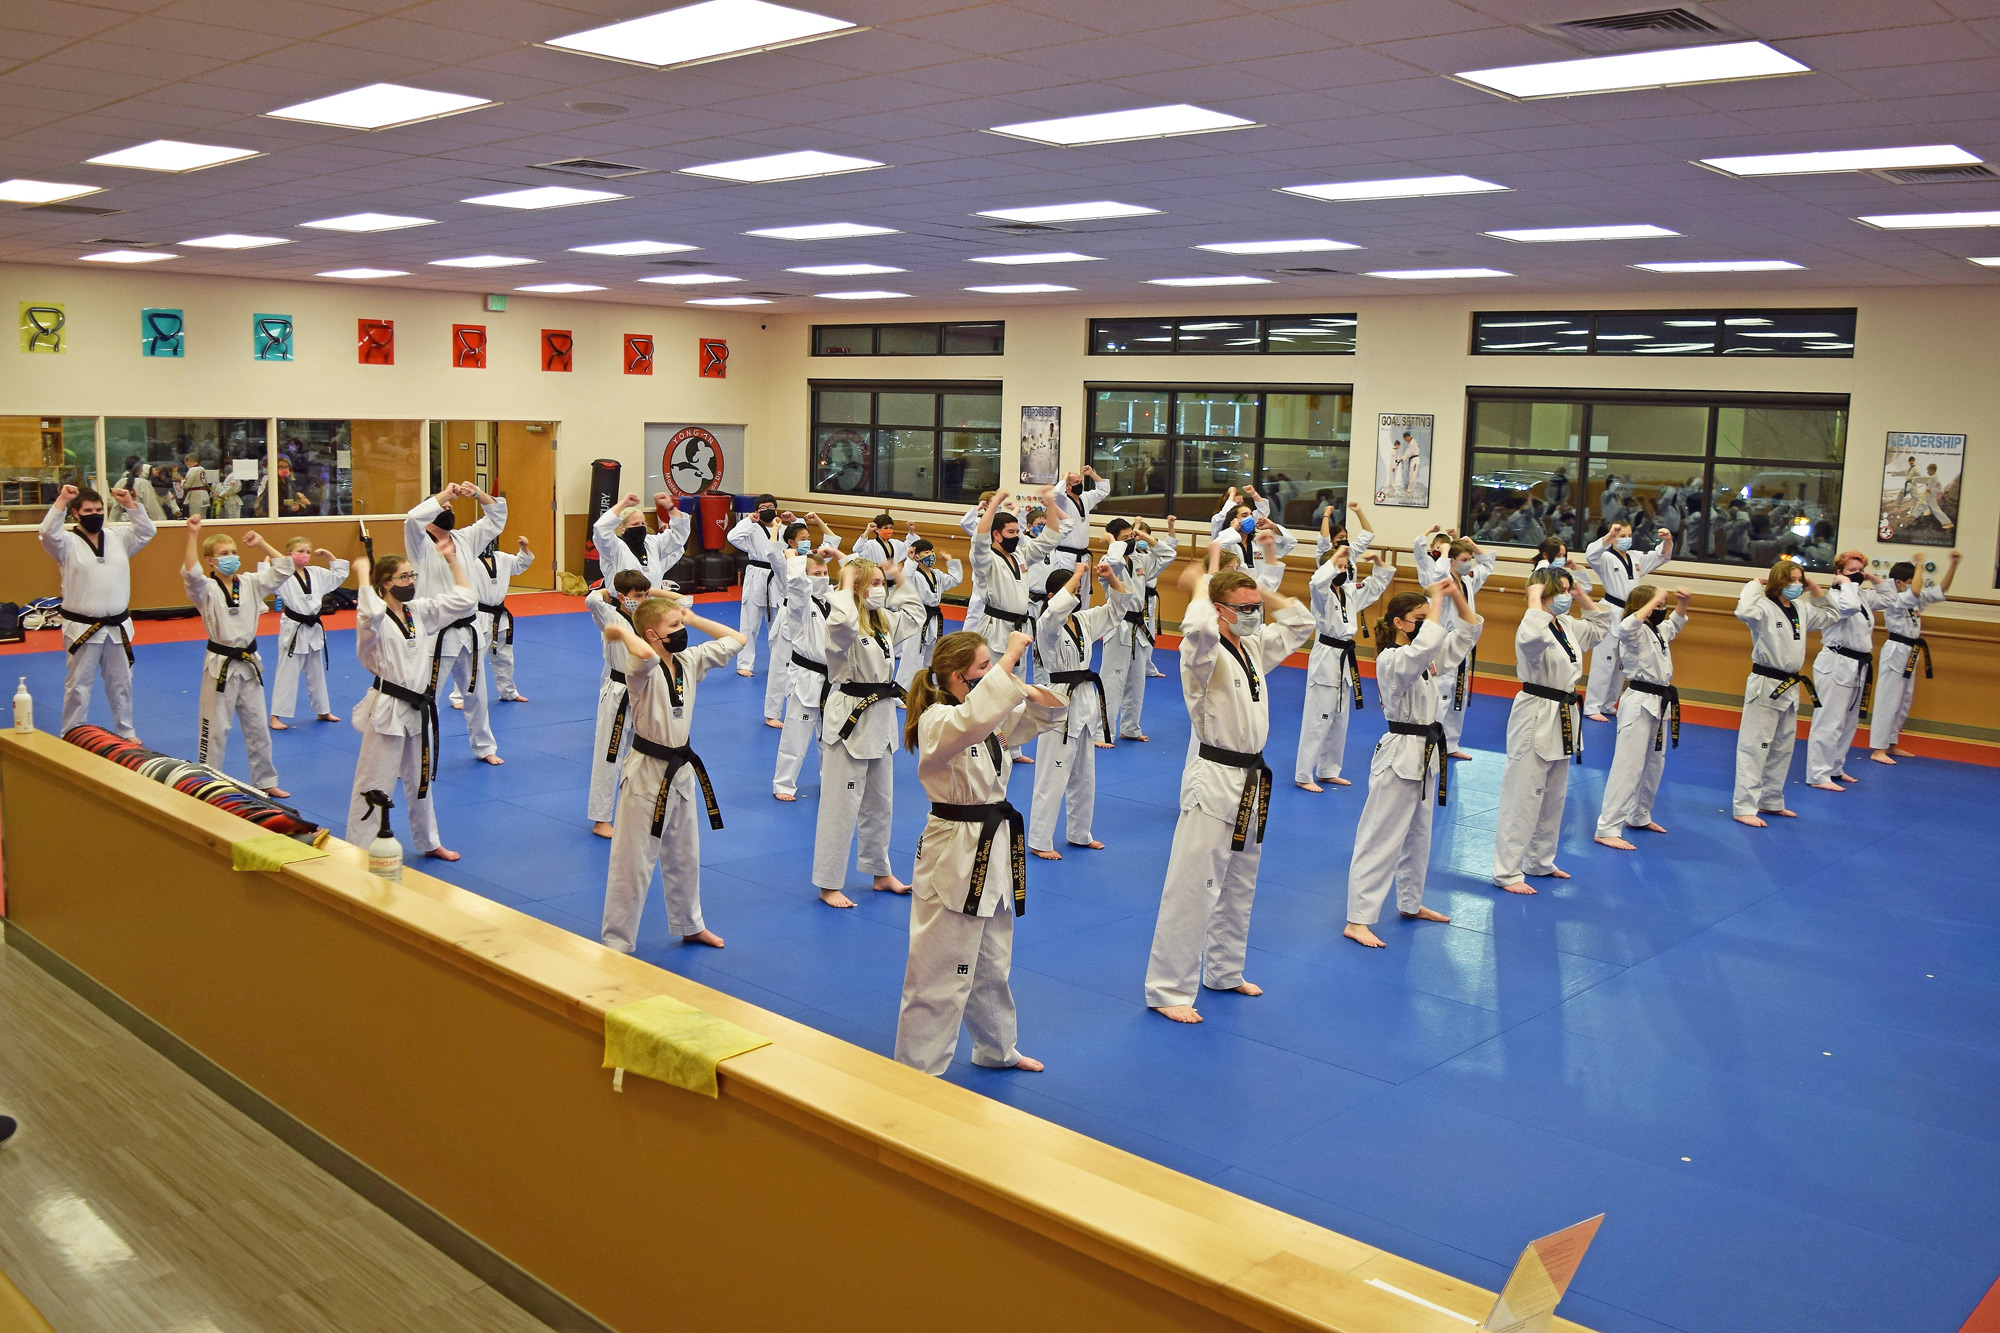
xmin=1616 ymin=536 xmax=1633 ymax=551
xmin=796 ymin=540 xmax=810 ymax=554
xmin=1781 ymin=582 xmax=1804 ymax=601
xmin=1238 ymin=516 xmax=1257 ymax=537
xmin=215 ymin=554 xmax=240 ymax=576
xmin=1132 ymin=540 xmax=1150 ymax=554
xmin=1549 ymin=592 xmax=1572 ymax=615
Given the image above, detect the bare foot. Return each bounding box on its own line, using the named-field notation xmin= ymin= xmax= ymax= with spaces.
xmin=737 ymin=668 xmax=754 ymax=677
xmin=592 ymin=821 xmax=615 ymax=839
xmin=1870 ymin=751 xmax=1898 ymax=765
xmin=1344 ymin=923 xmax=1386 ymax=948
xmin=1070 ymin=840 xmax=1104 ymax=850
xmin=1223 ymin=981 xmax=1262 ymax=996
xmin=318 ymin=713 xmax=340 ymax=723
xmin=1298 ymin=781 xmax=1324 ymax=793
xmin=1449 ymin=750 xmax=1473 ymax=761
xmin=1015 ymin=754 xmax=1035 ymax=765
xmin=424 ymin=847 xmax=461 ymax=861
xmin=1032 ymin=848 xmax=1063 ymax=860
xmin=1770 ymin=807 xmax=1798 ymax=818
xmin=1890 ymin=745 xmax=1916 ymax=758
xmin=1634 ymin=821 xmax=1667 ymax=834
xmin=1008 ymin=1055 xmax=1045 ymax=1071
xmin=765 ymin=718 xmax=783 ymax=729
xmin=1543 ymin=867 xmax=1571 ymax=880
xmin=1153 ymin=1004 xmax=1203 ymax=1023
xmin=1808 ymin=780 xmax=1843 ymax=792
xmin=451 ymin=698 xmax=464 ymax=711
xmin=1595 ymin=836 xmax=1637 ymax=851
xmin=1585 ymin=713 xmax=1611 ymax=723
xmin=773 ymin=791 xmax=797 ymax=802
xmin=682 ymin=929 xmax=725 ymax=948
xmin=1400 ymin=906 xmax=1451 ymax=923
xmin=1329 ymin=775 xmax=1352 ymax=786
xmin=1094 ymin=739 xmax=1115 ymax=749
xmin=504 ymin=694 xmax=528 ymax=703
xmin=1499 ymin=880 xmax=1539 ymax=895
xmin=1836 ymin=772 xmax=1858 ymax=783
xmin=479 ymin=754 xmax=505 ymax=765
xmin=1734 ymin=814 xmax=1768 ymax=828
xmin=1127 ymin=733 xmax=1149 ymax=742
xmin=269 ymin=717 xmax=289 ymax=730
xmin=263 ymin=786 xmax=290 ymax=799
xmin=820 ymin=889 xmax=855 ymax=909
xmin=873 ymin=874 xmax=910 ymax=894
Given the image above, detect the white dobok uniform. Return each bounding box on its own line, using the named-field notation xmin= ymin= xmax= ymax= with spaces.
xmin=895 ymin=668 xmax=1066 ymax=1075
xmin=478 ymin=547 xmax=534 ymax=702
xmin=893 ymin=558 xmax=963 ymax=690
xmin=1412 ymin=541 xmax=1495 ymax=750
xmin=1492 ymin=605 xmax=1614 ymax=887
xmin=586 ymin=590 xmax=637 ymax=825
xmin=1142 ymin=581 xmax=1313 ymax=1010
xmin=727 ymin=513 xmax=787 ymax=676
xmin=186 ymin=562 xmax=287 ymax=791
xmin=1596 ymin=609 xmax=1686 ymax=840
xmin=346 ymin=582 xmax=475 ymax=854
xmin=268 ymin=558 xmax=351 ymax=720
xmin=1027 ymin=581 xmax=1138 ymax=851
xmin=1582 ymin=537 xmax=1671 ymax=716
xmin=1099 ymin=534 xmax=1178 ymax=739
xmin=1044 ymin=477 xmax=1109 ymax=608
xmin=1295 ymin=529 xmax=1392 ymax=786
xmin=39 ymin=499 xmax=155 ymax=737
xmin=774 ymin=555 xmax=834 ymax=800
xmin=1805 ymin=581 xmax=1889 ymax=785
xmin=812 ymin=581 xmax=926 ymax=894
xmin=592 ymin=504 xmax=692 ymax=589
xmin=969 ymin=503 xmax=1066 ymax=754
xmin=405 ymin=495 xmax=505 ymax=759
xmin=1731 ymin=581 xmax=1840 ymax=818
xmin=1869 ymin=582 xmax=1946 ymax=751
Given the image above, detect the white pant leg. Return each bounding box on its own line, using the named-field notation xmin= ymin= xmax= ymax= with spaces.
xmin=1491 ymin=740 xmax=1541 ymax=886
xmin=1583 ymin=635 xmax=1623 ymax=714
xmin=1027 ymin=727 xmax=1072 ymax=850
xmin=196 ymin=670 xmax=235 ymax=771
xmin=490 ymin=635 xmax=518 ymax=699
xmin=855 ymin=752 xmax=894 ymax=875
xmin=1144 ymin=807 xmax=1262 ymax=1008
xmin=812 ymin=746 xmax=894 ymax=888
xmin=63 ymin=637 xmax=136 ymax=737
xmin=1869 ymin=667 xmax=1914 ymax=751
xmin=1120 ymin=641 xmax=1150 ymax=735
xmin=1295 ymin=680 xmax=1353 ymax=783
xmin=773 ymin=700 xmax=819 ymax=797
xmin=1200 ymin=825 xmax=1262 ymax=993
xmin=587 ymin=683 xmax=628 ymax=823
xmin=1596 ymin=703 xmax=1655 ymax=838
xmin=230 ymin=671 xmax=279 ymax=789
xmin=1629 ymin=719 xmax=1666 ymax=828
xmin=1063 ymin=724 xmax=1097 ymax=844
xmin=346 ymin=723 xmax=440 ymax=853
xmin=301 ymin=648 xmax=332 ymax=716
xmin=734 ymin=591 xmax=769 ymax=672
xmin=1761 ymin=698 xmax=1800 ymax=807
xmin=657 ymin=775 xmax=708 ymax=938
xmin=1348 ymin=772 xmax=1429 ymax=924
xmin=763 ymin=624 xmax=792 ymax=720
xmin=1805 ymin=675 xmax=1861 ymax=783
xmin=444 ymin=645 xmax=497 ymax=757
xmin=1439 ymin=672 xmax=1470 ymax=749
xmin=1099 ymin=640 xmax=1133 ymax=738
xmin=271 ymin=646 xmax=304 ymax=719
xmin=1522 ymin=755 xmax=1568 ymax=876
xmin=895 ymin=896 xmax=1020 ymax=1075
xmin=602 ymin=775 xmax=662 ymax=951
xmin=1734 ymin=696 xmax=1797 ymax=816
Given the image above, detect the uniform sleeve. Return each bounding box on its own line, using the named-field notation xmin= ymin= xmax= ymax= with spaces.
xmin=1734 ymin=580 xmax=1763 ymax=625
xmin=884 ymin=576 xmax=926 ymax=641
xmin=415 ymin=586 xmax=476 ymax=634
xmin=510 ymin=549 xmax=535 ymax=575
xmin=406 ymin=496 xmax=442 ymax=556
xmin=1256 ymin=601 xmax=1314 ymax=669
xmin=936 ymin=560 xmax=962 ymax=594
xmin=1269 ymin=529 xmax=1299 ymax=560
xmin=1357 ymin=564 xmax=1394 ymax=609
xmin=1179 ymin=578 xmax=1222 ymax=684
xmin=651 ymin=509 xmax=691 ymax=571
xmin=1515 ymin=607 xmax=1552 ymax=668
xmin=1018 ymin=499 xmax=1069 ymax=566
xmin=1308 ymin=558 xmax=1339 ymax=597
xmin=968 ymin=535 xmax=994 ymax=589
xmin=917 ymin=667 xmax=1029 ymax=781
xmin=460 ymin=495 xmax=505 ymax=552
xmin=1570 ymin=606 xmax=1617 ymax=654
xmin=681 ymin=636 xmax=738 ymax=681
xmin=1439 ymin=616 xmax=1483 ymax=670
xmin=325 ymin=559 xmax=352 ymax=586
xmin=1637 ymin=546 xmax=1671 ymax=578
xmin=181 ymin=565 xmax=211 ymax=607
xmin=1349 ymin=526 xmax=1374 ymax=561
xmin=250 ymin=564 xmax=290 ymax=598
xmin=37 ymin=500 xmax=68 ymax=560
xmin=824 ymin=588 xmax=859 ymax=656
xmin=592 ymin=504 xmax=624 ymax=548
xmin=726 ymin=513 xmax=760 ymax=556
xmin=586 ymin=591 xmax=623 ymax=632
xmin=1082 ymin=478 xmax=1111 ymax=513
xmin=1467 ymin=551 xmax=1497 ymax=592
xmin=123 ymin=504 xmax=157 ymax=553
xmin=1210 ymin=502 xmax=1234 ymax=538
xmin=1920 ymin=584 xmax=1946 ymax=609
xmin=958 ymin=505 xmax=982 ymax=537
xmin=1660 ymin=611 xmax=1688 ymax=644
xmin=1035 ymin=587 xmax=1077 ymax=656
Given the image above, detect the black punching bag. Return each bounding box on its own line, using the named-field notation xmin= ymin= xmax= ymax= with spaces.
xmin=584 ymin=459 xmax=621 ymax=584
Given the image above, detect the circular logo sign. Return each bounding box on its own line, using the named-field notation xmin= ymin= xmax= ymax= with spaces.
xmin=664 ymin=426 xmax=724 ymax=497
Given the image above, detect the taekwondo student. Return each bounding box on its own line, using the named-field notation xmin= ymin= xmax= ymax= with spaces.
xmin=893 ymin=536 xmax=962 ymax=692
xmin=1208 ymin=485 xmax=1271 ymax=548
xmin=1044 ymin=468 xmax=1111 ymax=608
xmin=895 ymin=629 xmax=1067 ymax=1076
xmin=1143 ymin=546 xmax=1313 ymax=1023
xmin=1099 ymin=516 xmax=1178 ymax=742
xmin=404 ymin=482 xmax=506 ymax=764
xmin=956 ymin=490 xmax=997 ymax=630
xmin=1491 ymin=567 xmax=1614 ymax=895
xmin=1412 ymin=528 xmax=1494 ymax=759
xmin=812 ymin=557 xmax=927 ymax=909
xmin=1870 ymin=550 xmax=1959 ymax=764
xmin=726 ymin=494 xmax=786 ymax=682
xmin=346 ymin=541 xmax=475 ymax=860
xmin=267 ymin=535 xmax=350 ymax=730
xmin=1731 ymin=560 xmax=1843 ymax=827
xmin=586 ymin=570 xmax=653 ymax=838
xmin=592 ymin=491 xmax=692 ymax=587
xmin=39 ymin=483 xmax=153 ymax=738
xmin=599 ymin=594 xmax=744 ymax=954
xmin=1804 ymin=550 xmax=1892 ymax=792
xmin=1027 ymin=558 xmax=1139 ymax=859
xmin=968 ymin=486 xmax=1068 ymax=761
xmin=765 ymin=513 xmax=838 ymax=729
xmin=1296 ymin=503 xmax=1394 ymax=792
xmin=1595 ymin=584 xmax=1691 ymax=850
xmin=773 ymin=536 xmax=840 ymax=802
xmin=1582 ymin=522 xmax=1675 ymax=721
xmin=479 ymin=536 xmax=534 ymax=704
xmin=182 ymin=518 xmax=289 ymax=796
xmin=849 ymin=512 xmax=909 ymax=566
xmin=1343 ymin=577 xmax=1483 ymax=949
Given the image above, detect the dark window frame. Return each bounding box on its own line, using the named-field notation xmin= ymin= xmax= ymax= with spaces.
xmin=1471 ymin=307 xmax=1857 ymax=358
xmin=810 ymin=322 xmax=1005 ymax=357
xmin=1460 ymin=385 xmax=1851 ymax=572
xmin=1088 ymin=314 xmax=1358 ymax=356
xmin=807 ymin=379 xmax=1002 ymax=503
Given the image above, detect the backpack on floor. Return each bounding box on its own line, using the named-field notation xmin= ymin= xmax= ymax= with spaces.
xmin=0 ymin=602 xmax=21 ymax=645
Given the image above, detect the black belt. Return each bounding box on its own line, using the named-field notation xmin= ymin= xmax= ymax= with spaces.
xmin=1603 ymin=593 xmax=1626 ymax=608
xmin=1887 ymin=632 xmax=1933 ymax=680
xmin=1196 ymin=743 xmax=1272 ymax=850
xmin=1385 ymin=720 xmax=1449 ymax=806
xmin=1317 ymin=633 xmax=1363 ymax=709
xmin=835 ymin=680 xmax=905 ymax=740
xmin=1826 ymin=643 xmax=1874 ymax=719
xmin=792 ymin=650 xmax=831 ymax=711
xmin=1751 ymin=662 xmax=1819 ymax=707
xmin=373 ymin=675 xmax=439 ymax=797
xmin=983 ymin=606 xmax=1030 ymax=628
xmin=1123 ymin=608 xmax=1155 ymax=657
xmin=1519 ymin=680 xmax=1583 ymax=760
xmin=604 ymin=667 xmax=632 ymax=762
xmin=1453 ymin=646 xmax=1478 ymax=711
xmin=281 ymin=604 xmax=322 ymax=654
xmin=60 ymin=608 xmax=134 ymax=665
xmin=745 ymin=559 xmax=771 ymax=570
xmin=932 ymin=801 xmax=1028 ymax=917
xmin=479 ymin=600 xmax=513 ymax=645
xmin=439 ymin=614 xmax=480 ymax=693
xmin=1047 ymin=668 xmax=1109 ymax=741
xmin=629 ymin=733 xmax=723 ymax=837
xmin=204 ymin=640 xmax=262 ymax=692
xmin=1056 ymin=544 xmax=1089 ymax=557
xmin=1624 ymin=679 xmax=1681 ymax=750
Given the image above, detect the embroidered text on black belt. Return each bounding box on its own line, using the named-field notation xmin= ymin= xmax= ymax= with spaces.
xmin=1624 ymin=679 xmax=1680 ymax=750
xmin=479 ymin=600 xmax=513 ymax=645
xmin=1887 ymin=631 xmax=1932 ymax=680
xmin=835 ymin=680 xmax=906 ymax=740
xmin=1197 ymin=742 xmax=1273 ymax=850
xmin=1519 ymin=679 xmax=1583 ymax=760
xmin=1385 ymin=720 xmax=1449 ymax=806
xmin=60 ymin=608 xmax=134 ymax=665
xmin=932 ymin=800 xmax=1028 ymax=917
xmin=1317 ymin=633 xmax=1363 ymax=709
xmin=630 ymin=733 xmax=723 ymax=837
xmin=204 ymin=641 xmax=262 ymax=693
xmin=373 ymin=676 xmax=439 ymax=797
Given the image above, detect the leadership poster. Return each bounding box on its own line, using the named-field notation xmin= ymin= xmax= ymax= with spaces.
xmin=1878 ymin=431 xmax=1963 ymax=545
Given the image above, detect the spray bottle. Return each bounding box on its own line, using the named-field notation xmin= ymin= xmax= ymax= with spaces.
xmin=360 ymin=788 xmax=402 ymax=882
xmin=13 ymin=677 xmax=31 ymax=734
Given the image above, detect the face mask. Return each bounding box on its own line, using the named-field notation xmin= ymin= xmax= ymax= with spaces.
xmin=390 ymin=583 xmax=417 ymax=603
xmin=1453 ymin=558 xmax=1472 ymax=575
xmin=1648 ymin=609 xmax=1669 ymax=626
xmin=1132 ymin=539 xmax=1150 ymax=554
xmin=1782 ymin=582 xmax=1804 ymax=601
xmin=1616 ymin=536 xmax=1632 ymax=551
xmin=1549 ymin=592 xmax=1572 ymax=616
xmin=1402 ymin=616 xmax=1427 ymax=638
xmin=865 ymin=586 xmax=887 ymax=610
xmin=291 ymin=550 xmax=311 ymax=567
xmin=918 ymin=554 xmax=934 ymax=568
xmin=1227 ymin=604 xmax=1263 ymax=636
xmin=808 ymin=574 xmax=829 ymax=594
xmin=758 ymin=508 xmax=776 ymax=523
xmin=1029 ymin=523 xmax=1045 ymax=537
xmin=796 ymin=539 xmax=811 ymax=554
xmin=1330 ymin=569 xmax=1349 ymax=588
xmin=215 ymin=554 xmax=241 ymax=576
xmin=77 ymin=511 xmax=104 ymax=534
xmin=621 ymin=597 xmax=645 ymax=615
xmin=621 ymin=528 xmax=648 ymax=557
xmin=1238 ymin=516 xmax=1257 ymax=537
xmin=431 ymin=508 xmax=456 ymax=532
xmin=998 ymin=534 xmax=1020 ymax=554
xmin=661 ymin=628 xmax=689 ymax=655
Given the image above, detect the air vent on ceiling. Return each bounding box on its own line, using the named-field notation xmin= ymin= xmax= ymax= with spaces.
xmin=565 ymin=101 xmax=632 ymax=116
xmin=533 ymin=157 xmax=651 ymax=179
xmin=1868 ymin=164 xmax=2000 ymax=184
xmin=746 ymin=291 xmax=792 ymax=298
xmin=649 ymin=258 xmax=712 ymax=267
xmin=1275 ymin=266 xmax=1348 ymax=275
xmin=85 ymin=237 xmax=162 ymax=247
xmin=1535 ymin=7 xmax=1741 ymax=53
xmin=26 ymin=203 xmax=122 ymax=216
xmin=980 ymin=222 xmax=1070 ymax=235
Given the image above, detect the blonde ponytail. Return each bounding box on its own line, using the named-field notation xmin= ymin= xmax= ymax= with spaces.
xmin=903 ymin=631 xmax=983 ymax=752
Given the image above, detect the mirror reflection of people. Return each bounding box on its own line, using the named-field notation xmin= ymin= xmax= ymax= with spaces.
xmin=40 ymin=483 xmax=152 ymax=736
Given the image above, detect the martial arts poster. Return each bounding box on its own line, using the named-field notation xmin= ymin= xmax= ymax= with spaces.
xmin=645 ymin=422 xmax=744 ymax=501
xmin=141 ymin=308 xmax=184 ymax=358
xmin=699 ymin=337 xmax=727 ymax=378
xmin=1374 ymin=413 xmax=1433 ymax=508
xmin=357 ymin=318 xmax=394 ymax=365
xmin=542 ymin=328 xmax=573 ymax=372
xmin=252 ymin=313 xmax=292 ymax=361
xmin=451 ymin=323 xmax=487 ymax=369
xmin=20 ymin=302 xmax=65 ymax=353
xmin=1878 ymin=431 xmax=1963 ymax=545
xmin=1020 ymin=405 xmax=1059 ymax=486
xmin=624 ymin=333 xmax=654 ymax=375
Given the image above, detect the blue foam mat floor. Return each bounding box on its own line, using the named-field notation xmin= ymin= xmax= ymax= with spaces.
xmin=15 ymin=601 xmax=1998 ymax=1333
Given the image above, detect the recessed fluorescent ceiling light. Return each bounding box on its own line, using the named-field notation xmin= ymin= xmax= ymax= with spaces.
xmin=301 ymin=212 xmax=435 ymax=232
xmin=431 ymin=255 xmax=537 ymax=268
xmin=966 ymin=283 xmax=1075 ymax=293
xmin=1197 ymin=238 xmax=1359 ymax=255
xmin=976 ymin=201 xmax=1158 ymax=223
xmin=1455 ymin=41 xmax=1808 ymax=99
xmin=786 ymin=263 xmax=903 ymax=275
xmin=1487 ymin=224 xmax=1678 ymax=242
xmin=87 ymin=140 xmax=260 ymax=172
xmin=816 ymin=289 xmax=907 ymax=299
xmin=745 ymin=222 xmax=896 ymax=239
xmin=544 ymin=0 xmax=857 ymax=69
xmin=81 ymin=250 xmax=174 ymax=264
xmin=988 ymin=104 xmax=1254 ymax=146
xmin=179 ymin=233 xmax=290 ymax=249
xmin=967 ymin=252 xmax=1099 ymax=265
xmin=570 ymin=240 xmax=699 ymax=255
xmin=1281 ymin=175 xmax=1506 ymax=202
xmin=1699 ymin=145 xmax=1980 ymax=177
xmin=318 ymin=267 xmax=407 ymax=279
xmin=266 ymin=83 xmax=494 ymax=131
xmin=0 ymin=179 xmax=100 ymax=203
xmin=688 ymin=296 xmax=772 ymax=305
xmin=1145 ymin=275 xmax=1270 ymax=287
xmin=1857 ymin=211 xmax=2000 ymax=229
xmin=1634 ymin=260 xmax=1803 ymax=273
xmin=681 ymin=150 xmax=881 ymax=182
xmin=638 ymin=273 xmax=740 ymax=285
xmin=1971 ymin=257 xmax=2000 ymax=267
xmin=463 ymin=186 xmax=624 ymax=209
xmin=517 ymin=283 xmax=605 ymax=292
xmin=1368 ymin=268 xmax=1511 ymax=279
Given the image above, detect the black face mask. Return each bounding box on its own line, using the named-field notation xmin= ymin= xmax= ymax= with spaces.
xmin=1330 ymin=569 xmax=1349 ymax=588
xmin=661 ymin=628 xmax=689 ymax=655
xmin=431 ymin=508 xmax=457 ymax=533
xmin=1648 ymin=609 xmax=1669 ymax=626
xmin=998 ymin=534 xmax=1020 ymax=554
xmin=621 ymin=527 xmax=648 ymax=557
xmin=757 ymin=507 xmax=776 ymax=523
xmin=77 ymin=512 xmax=105 ymax=534
xmin=390 ymin=583 xmax=417 ymax=603
xmin=1069 ymin=482 xmax=1084 ymax=500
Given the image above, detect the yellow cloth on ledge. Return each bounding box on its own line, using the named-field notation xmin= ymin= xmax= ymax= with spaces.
xmin=231 ymin=835 xmax=329 ymax=872
xmin=603 ymin=994 xmax=772 ymax=1099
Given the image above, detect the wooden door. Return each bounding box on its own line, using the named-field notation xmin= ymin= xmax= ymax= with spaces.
xmin=495 ymin=420 xmax=556 ymax=590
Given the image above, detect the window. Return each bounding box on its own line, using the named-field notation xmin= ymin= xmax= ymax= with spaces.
xmin=1089 ymin=314 xmax=1356 ymax=356
xmin=1472 ymin=308 xmax=1856 ymax=357
xmin=1086 ymin=385 xmax=1352 ymax=523
xmin=1462 ymin=389 xmax=1848 ymax=572
xmin=808 ymin=384 xmax=1001 ymax=503
xmin=277 ymin=419 xmax=424 ymax=516
xmin=0 ymin=417 xmax=93 ymax=525
xmin=812 ymin=322 xmax=1004 ymax=356
xmin=105 ymin=418 xmax=269 ymax=520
